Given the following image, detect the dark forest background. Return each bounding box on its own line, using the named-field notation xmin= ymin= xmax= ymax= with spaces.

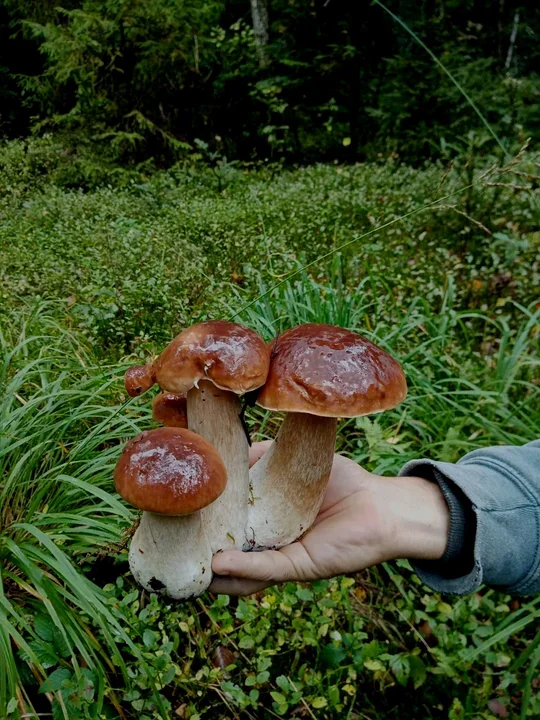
xmin=1 ymin=0 xmax=538 ymax=166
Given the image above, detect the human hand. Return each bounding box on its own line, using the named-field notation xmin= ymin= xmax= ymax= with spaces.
xmin=210 ymin=441 xmax=450 ymax=595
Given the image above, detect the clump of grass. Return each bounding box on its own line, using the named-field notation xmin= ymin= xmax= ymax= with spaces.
xmin=234 ymin=260 xmax=539 ymax=458
xmin=0 ymin=310 xmax=170 ymax=718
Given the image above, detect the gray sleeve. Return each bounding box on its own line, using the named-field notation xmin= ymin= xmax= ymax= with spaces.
xmin=399 ymin=440 xmax=540 ymax=596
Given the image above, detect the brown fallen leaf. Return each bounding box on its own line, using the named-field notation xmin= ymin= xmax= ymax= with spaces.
xmin=418 ymin=620 xmax=438 ymax=647
xmin=212 ymin=645 xmax=235 ymax=670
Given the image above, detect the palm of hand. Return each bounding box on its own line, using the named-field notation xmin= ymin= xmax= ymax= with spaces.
xmin=210 ymin=444 xmax=393 ymax=595
xmin=297 ymin=454 xmax=392 ymax=578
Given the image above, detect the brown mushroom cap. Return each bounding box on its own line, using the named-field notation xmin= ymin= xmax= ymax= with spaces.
xmin=257 ymin=324 xmax=407 ymax=418
xmin=152 ymin=392 xmax=188 ymax=428
xmin=154 ymin=320 xmax=270 ymax=395
xmin=114 ymin=427 xmax=227 ymax=515
xmin=125 ymin=364 xmax=156 ymax=397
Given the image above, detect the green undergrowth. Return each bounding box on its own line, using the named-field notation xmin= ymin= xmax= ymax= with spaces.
xmin=0 ymin=143 xmax=539 ymax=718
xmin=1 ymin=139 xmax=538 ymax=356
xmin=1 ymin=290 xmax=538 ymax=718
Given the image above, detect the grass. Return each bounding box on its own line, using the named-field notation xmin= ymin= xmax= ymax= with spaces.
xmin=0 ymin=141 xmax=539 ymax=718
xmin=0 ymin=313 xmax=174 ymax=717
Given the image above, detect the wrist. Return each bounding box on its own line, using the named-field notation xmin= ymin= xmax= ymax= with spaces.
xmin=378 ymin=475 xmax=450 ymax=562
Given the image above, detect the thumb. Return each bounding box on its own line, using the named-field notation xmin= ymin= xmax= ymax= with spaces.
xmin=211 ymin=544 xmax=317 ymax=583
xmin=249 ymin=440 xmax=272 ymax=468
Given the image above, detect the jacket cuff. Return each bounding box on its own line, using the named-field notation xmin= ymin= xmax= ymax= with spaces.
xmin=399 ymin=452 xmax=540 ymax=596
xmin=425 ymin=469 xmax=476 ymax=577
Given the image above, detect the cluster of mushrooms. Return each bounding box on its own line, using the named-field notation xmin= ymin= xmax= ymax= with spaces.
xmin=114 ymin=321 xmax=407 ymax=599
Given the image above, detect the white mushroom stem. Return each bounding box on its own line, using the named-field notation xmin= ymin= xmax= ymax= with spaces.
xmin=187 ymin=380 xmax=249 ymax=552
xmin=246 ymin=413 xmax=338 ymax=551
xmin=129 ymin=512 xmax=212 ymax=600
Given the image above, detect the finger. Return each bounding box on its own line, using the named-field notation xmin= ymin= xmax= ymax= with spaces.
xmin=211 ymin=544 xmax=317 ymax=583
xmin=249 ymin=440 xmax=272 ymax=468
xmin=209 ymin=576 xmax=271 ymax=595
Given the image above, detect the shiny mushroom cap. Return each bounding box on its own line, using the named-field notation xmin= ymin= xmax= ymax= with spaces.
xmin=152 ymin=392 xmax=188 ymax=428
xmin=124 ymin=364 xmax=156 ymax=397
xmin=114 ymin=427 xmax=227 ymax=515
xmin=257 ymin=323 xmax=407 ymax=418
xmin=154 ymin=320 xmax=270 ymax=395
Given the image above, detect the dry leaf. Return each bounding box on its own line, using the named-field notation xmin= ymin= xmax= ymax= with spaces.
xmin=212 ymin=645 xmax=235 ymax=670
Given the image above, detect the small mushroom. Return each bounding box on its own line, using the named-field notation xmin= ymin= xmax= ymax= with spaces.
xmin=153 ymin=321 xmax=270 ymax=552
xmin=124 ymin=364 xmax=156 ymax=397
xmin=114 ymin=427 xmax=227 ymax=599
xmin=152 ymin=392 xmax=188 ymax=428
xmin=247 ymin=323 xmax=407 ymax=550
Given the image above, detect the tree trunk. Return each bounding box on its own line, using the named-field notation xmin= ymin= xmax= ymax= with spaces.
xmin=250 ymin=0 xmax=270 ymax=67
xmin=505 ymin=11 xmax=520 ymax=71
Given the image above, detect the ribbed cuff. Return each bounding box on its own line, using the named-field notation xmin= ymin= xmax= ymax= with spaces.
xmin=401 ymin=465 xmax=476 ymax=579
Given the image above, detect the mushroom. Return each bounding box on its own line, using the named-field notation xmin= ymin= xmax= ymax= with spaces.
xmin=246 ymin=323 xmax=407 ymax=551
xmin=153 ymin=321 xmax=270 ymax=552
xmin=114 ymin=427 xmax=227 ymax=599
xmin=152 ymin=392 xmax=188 ymax=428
xmin=124 ymin=364 xmax=156 ymax=397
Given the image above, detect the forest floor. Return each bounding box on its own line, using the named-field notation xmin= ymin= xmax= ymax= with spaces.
xmin=0 ymin=140 xmax=539 ymax=719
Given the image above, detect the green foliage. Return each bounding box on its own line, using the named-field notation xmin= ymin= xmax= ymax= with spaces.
xmin=1 ymin=0 xmax=539 ymax=162
xmin=1 ymin=138 xmax=538 ymax=357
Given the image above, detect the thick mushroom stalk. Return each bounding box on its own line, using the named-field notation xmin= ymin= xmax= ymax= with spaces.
xmin=187 ymin=381 xmax=249 ymax=551
xmin=129 ymin=513 xmax=211 ymax=599
xmin=246 ymin=323 xmax=407 ymax=552
xmin=246 ymin=413 xmax=337 ymax=550
xmin=114 ymin=427 xmax=227 ymax=600
xmin=154 ymin=321 xmax=270 ymax=553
